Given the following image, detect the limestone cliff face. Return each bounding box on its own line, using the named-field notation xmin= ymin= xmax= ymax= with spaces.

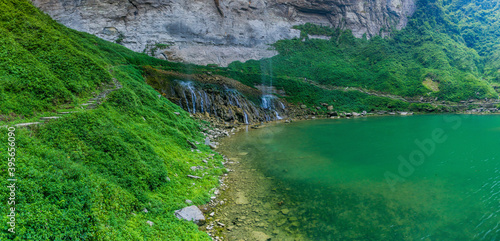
xmin=31 ymin=0 xmax=415 ymax=66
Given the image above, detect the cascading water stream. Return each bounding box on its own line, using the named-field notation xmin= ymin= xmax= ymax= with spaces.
xmin=274 ymin=110 xmax=283 ymax=120
xmin=172 ymin=80 xmax=287 ymax=123
xmin=244 ymin=111 xmax=249 ymax=124
xmin=198 ymin=90 xmax=205 ymax=113
xmin=280 ymin=101 xmax=286 ymax=110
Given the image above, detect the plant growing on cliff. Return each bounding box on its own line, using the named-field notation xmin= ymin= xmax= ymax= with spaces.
xmin=115 ymin=33 xmax=125 ymax=44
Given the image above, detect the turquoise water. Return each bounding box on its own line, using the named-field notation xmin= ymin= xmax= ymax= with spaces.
xmin=229 ymin=115 xmax=500 ymax=240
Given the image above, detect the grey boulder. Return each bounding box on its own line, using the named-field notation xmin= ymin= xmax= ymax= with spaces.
xmin=174 ymin=205 xmax=205 ymax=225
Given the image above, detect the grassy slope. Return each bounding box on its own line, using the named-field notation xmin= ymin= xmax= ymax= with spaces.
xmin=0 ymin=0 xmax=498 ymax=239
xmin=0 ymin=1 xmax=222 ymax=240
xmin=221 ymin=0 xmax=499 ymax=102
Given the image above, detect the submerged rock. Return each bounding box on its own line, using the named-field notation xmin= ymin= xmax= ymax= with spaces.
xmin=174 ymin=205 xmax=205 ymax=225
xmin=252 ymin=231 xmax=271 ymax=241
xmin=281 ymin=209 xmax=290 ymax=215
xmin=235 ymin=192 xmax=249 ymax=205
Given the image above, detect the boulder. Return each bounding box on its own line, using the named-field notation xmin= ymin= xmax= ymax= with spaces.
xmin=174 ymin=205 xmax=205 ymax=225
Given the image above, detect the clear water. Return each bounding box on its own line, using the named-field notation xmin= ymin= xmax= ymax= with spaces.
xmin=220 ymin=115 xmax=500 ymax=240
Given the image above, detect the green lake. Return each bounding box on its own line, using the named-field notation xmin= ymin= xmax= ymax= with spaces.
xmin=213 ymin=115 xmax=500 ymax=241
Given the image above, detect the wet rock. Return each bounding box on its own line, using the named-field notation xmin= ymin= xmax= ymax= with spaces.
xmin=328 ymin=111 xmax=338 ymax=117
xmin=174 ymin=205 xmax=205 ymax=225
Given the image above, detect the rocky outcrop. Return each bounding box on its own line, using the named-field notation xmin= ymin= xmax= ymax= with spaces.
xmin=144 ymin=67 xmax=289 ymax=125
xmin=30 ymin=0 xmax=416 ymax=66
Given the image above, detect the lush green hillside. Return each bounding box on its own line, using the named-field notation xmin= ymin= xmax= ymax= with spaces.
xmin=1 ymin=0 xmax=499 ymax=239
xmin=223 ymin=0 xmax=500 ymax=102
xmin=0 ymin=1 xmax=222 ymax=240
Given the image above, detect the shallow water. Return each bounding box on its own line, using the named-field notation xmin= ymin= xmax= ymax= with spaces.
xmin=215 ymin=115 xmax=500 ymax=240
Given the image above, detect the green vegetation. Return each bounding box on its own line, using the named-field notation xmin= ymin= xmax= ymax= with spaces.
xmin=1 ymin=0 xmax=500 ymax=239
xmin=0 ymin=1 xmax=222 ymax=240
xmin=223 ymin=0 xmax=500 ymax=102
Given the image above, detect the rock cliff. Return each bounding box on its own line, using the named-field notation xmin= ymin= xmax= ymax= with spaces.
xmin=31 ymin=0 xmax=416 ymax=66
xmin=143 ymin=67 xmax=290 ymax=125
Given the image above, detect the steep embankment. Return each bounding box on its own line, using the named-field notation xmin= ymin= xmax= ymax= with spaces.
xmin=30 ymin=0 xmax=416 ymax=66
xmin=0 ymin=1 xmax=223 ymax=240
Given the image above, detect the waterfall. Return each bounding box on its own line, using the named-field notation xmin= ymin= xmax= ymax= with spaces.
xmin=233 ymin=94 xmax=241 ymax=108
xmin=169 ymin=80 xmax=287 ymax=123
xmin=274 ymin=110 xmax=283 ymax=120
xmin=244 ymin=111 xmax=249 ymax=124
xmin=179 ymin=81 xmax=197 ymax=113
xmin=199 ymin=90 xmax=204 ymax=113
xmin=189 ymin=86 xmax=196 ymax=113
xmin=279 ymin=101 xmax=286 ymax=110
xmin=261 ymin=95 xmax=275 ymax=110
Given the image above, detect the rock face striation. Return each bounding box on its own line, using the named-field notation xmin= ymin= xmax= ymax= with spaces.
xmin=31 ymin=0 xmax=415 ymax=66
xmin=144 ymin=68 xmax=289 ymax=125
